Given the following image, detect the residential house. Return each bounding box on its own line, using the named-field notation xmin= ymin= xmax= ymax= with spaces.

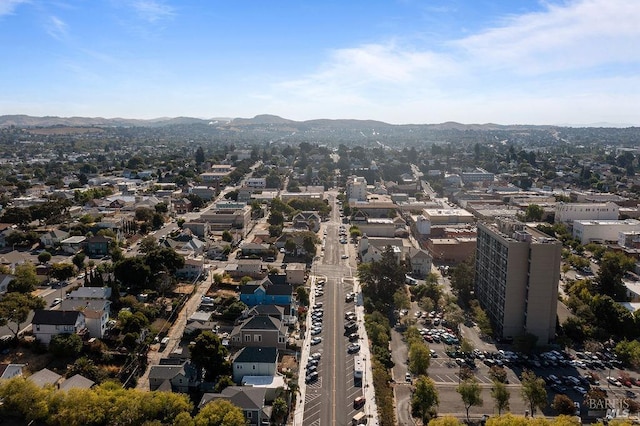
xmin=31 ymin=310 xmax=87 ymax=345
xmin=40 ymin=229 xmax=70 ymax=249
xmin=182 ymin=222 xmax=210 ymax=239
xmin=28 ymin=368 xmax=62 ymax=388
xmin=291 ymin=211 xmax=321 ymax=232
xmin=0 ymin=223 xmax=14 ymax=248
xmin=0 ymin=273 xmax=14 ymax=295
xmin=172 ymin=198 xmax=193 ymax=214
xmin=0 ymin=363 xmax=25 ymax=380
xmin=406 ymin=248 xmax=433 ymax=278
xmin=284 ymin=263 xmax=306 ymax=285
xmin=162 ymin=230 xmax=206 ymax=255
xmin=232 ymin=347 xmax=278 ymax=383
xmin=83 ymin=235 xmax=111 ymax=257
xmin=67 ymin=286 xmax=112 ymax=300
xmin=176 ymin=257 xmax=205 ymax=280
xmin=229 ymin=316 xmax=287 ymax=350
xmin=240 ymin=243 xmax=272 ymax=258
xmin=226 ymin=259 xmax=264 ymax=279
xmin=59 ymin=299 xmax=111 ymax=339
xmin=199 ymin=386 xmax=270 ymax=426
xmin=240 ymin=278 xmax=293 ymax=309
xmin=60 ymin=236 xmax=86 ymax=254
xmin=148 ymin=360 xmax=199 ymax=392
xmin=59 ymin=374 xmax=95 ymax=391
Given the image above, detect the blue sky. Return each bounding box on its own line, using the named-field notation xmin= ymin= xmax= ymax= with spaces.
xmin=1 ymin=0 xmax=639 ymax=125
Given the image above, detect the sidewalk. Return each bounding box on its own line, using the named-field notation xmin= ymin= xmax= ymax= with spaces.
xmin=136 ymin=269 xmax=214 ymax=390
xmin=353 ymin=276 xmax=380 ymax=426
xmin=292 ymin=275 xmax=316 ymax=426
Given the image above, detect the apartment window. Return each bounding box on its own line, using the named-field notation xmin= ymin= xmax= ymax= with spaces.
xmin=254 ymin=335 xmax=262 ymax=342
xmin=244 ymin=335 xmax=251 ymax=342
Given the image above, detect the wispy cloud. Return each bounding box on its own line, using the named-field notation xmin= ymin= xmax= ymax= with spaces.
xmin=0 ymin=0 xmax=29 ymax=17
xmin=270 ymin=0 xmax=640 ymax=123
xmin=453 ymin=0 xmax=640 ymax=75
xmin=46 ymin=15 xmax=68 ymax=40
xmin=131 ymin=0 xmax=174 ymax=23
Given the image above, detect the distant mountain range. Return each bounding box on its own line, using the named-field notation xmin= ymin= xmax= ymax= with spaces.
xmin=0 ymin=113 xmax=635 ymax=130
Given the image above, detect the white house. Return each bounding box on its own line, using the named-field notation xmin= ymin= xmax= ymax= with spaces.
xmin=232 ymin=346 xmax=278 ymax=383
xmin=40 ymin=229 xmax=70 ymax=248
xmin=59 ymin=299 xmax=111 ymax=339
xmin=31 ymin=310 xmax=87 ymax=345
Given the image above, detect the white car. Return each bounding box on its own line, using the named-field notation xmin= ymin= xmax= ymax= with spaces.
xmin=311 ymin=337 xmax=323 ymax=345
xmin=51 ymin=298 xmax=63 ymax=307
xmin=341 ymin=254 xmax=348 ymax=259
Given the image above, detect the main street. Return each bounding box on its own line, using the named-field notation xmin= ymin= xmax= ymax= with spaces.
xmin=299 ymin=193 xmax=376 ymax=426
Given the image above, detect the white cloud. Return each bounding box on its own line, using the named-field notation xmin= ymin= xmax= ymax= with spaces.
xmin=266 ymin=0 xmax=640 ymax=124
xmin=453 ymin=0 xmax=640 ymax=74
xmin=131 ymin=0 xmax=174 ymax=23
xmin=0 ymin=0 xmax=29 ymax=17
xmin=46 ymin=15 xmax=68 ymax=40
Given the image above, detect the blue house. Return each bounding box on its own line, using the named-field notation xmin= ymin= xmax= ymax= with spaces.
xmin=240 ymin=277 xmax=293 ymax=312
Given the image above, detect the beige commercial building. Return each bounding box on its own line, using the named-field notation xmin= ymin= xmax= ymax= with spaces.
xmin=475 ymin=218 xmax=561 ymax=344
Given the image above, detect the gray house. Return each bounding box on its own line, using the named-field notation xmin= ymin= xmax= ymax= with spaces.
xmin=232 ymin=347 xmax=278 ymax=383
xmin=199 ymin=386 xmax=270 ymax=426
xmin=229 ymin=316 xmax=287 ymax=350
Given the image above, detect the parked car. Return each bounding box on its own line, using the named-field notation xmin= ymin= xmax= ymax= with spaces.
xmin=311 ymin=337 xmax=323 ymax=345
xmin=353 ymin=396 xmax=366 ymax=409
xmin=305 ymin=371 xmax=319 ymax=383
xmin=347 ymin=343 xmax=361 ymax=354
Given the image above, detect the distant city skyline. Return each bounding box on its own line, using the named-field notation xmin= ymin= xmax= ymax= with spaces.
xmin=1 ymin=0 xmax=639 ymax=126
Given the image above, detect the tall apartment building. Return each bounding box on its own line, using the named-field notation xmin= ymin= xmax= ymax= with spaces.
xmin=346 ymin=176 xmax=368 ymax=201
xmin=475 ymin=218 xmax=561 ymax=344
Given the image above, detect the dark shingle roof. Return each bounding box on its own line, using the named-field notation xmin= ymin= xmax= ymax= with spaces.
xmin=240 ymin=284 xmax=261 ymax=295
xmin=32 ymin=310 xmax=81 ymax=326
xmin=242 ymin=316 xmax=280 ymax=330
xmin=265 ymin=284 xmax=292 ymax=296
xmin=234 ymin=346 xmax=278 ymax=364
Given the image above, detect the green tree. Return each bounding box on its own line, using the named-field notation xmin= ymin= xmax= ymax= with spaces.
xmin=222 ymin=230 xmax=233 ymax=242
xmin=8 ymin=262 xmax=40 ymax=293
xmin=358 ymin=246 xmax=406 ymax=314
xmin=297 ymin=286 xmax=309 ymax=306
xmin=489 ymin=366 xmax=508 ymax=383
xmin=409 ymin=341 xmax=431 ymax=376
xmin=189 ymin=331 xmax=230 ymax=381
xmin=596 ymin=251 xmax=634 ymax=299
xmin=49 ymin=333 xmax=83 ymax=357
xmin=393 ymin=288 xmax=411 ymax=311
xmin=491 ymin=380 xmax=510 ymax=415
xmin=50 ymin=262 xmax=76 ymax=282
xmin=520 ymin=369 xmax=547 ymax=416
xmin=0 ymin=377 xmax=52 ymax=422
xmin=194 ymin=399 xmax=246 ymax=426
xmin=411 ymin=376 xmax=439 ymax=424
xmin=0 ymin=292 xmax=46 ymax=340
xmin=271 ymin=397 xmax=289 ymax=424
xmin=456 ymin=377 xmax=483 ymax=422
xmin=114 ymin=257 xmax=151 ymax=291
xmin=449 ymin=256 xmax=475 ymax=307
xmin=195 ymin=146 xmax=205 ymax=165
xmin=72 ymin=252 xmax=86 ymax=270
xmin=38 ymin=251 xmax=52 ymax=264
xmin=552 ymin=394 xmax=576 ymax=415
xmin=524 ymin=204 xmax=544 ymax=221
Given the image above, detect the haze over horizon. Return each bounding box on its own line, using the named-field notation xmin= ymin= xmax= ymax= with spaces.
xmin=1 ymin=0 xmax=639 ymax=126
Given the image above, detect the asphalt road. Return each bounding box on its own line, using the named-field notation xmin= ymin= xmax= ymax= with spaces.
xmin=302 ymin=194 xmax=366 ymax=426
